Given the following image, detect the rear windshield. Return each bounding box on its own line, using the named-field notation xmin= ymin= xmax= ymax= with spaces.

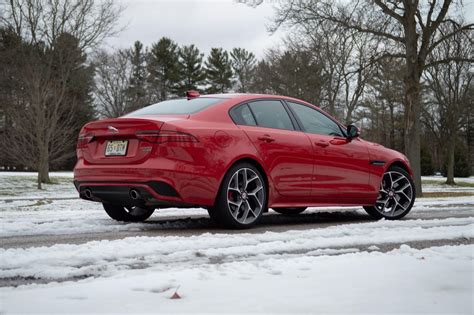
xmin=126 ymin=97 xmax=225 ymax=116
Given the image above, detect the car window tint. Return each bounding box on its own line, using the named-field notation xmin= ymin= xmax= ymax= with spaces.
xmin=230 ymin=104 xmax=257 ymax=126
xmin=248 ymin=100 xmax=294 ymax=131
xmin=126 ymin=97 xmax=224 ymax=116
xmin=288 ymin=102 xmax=344 ymax=137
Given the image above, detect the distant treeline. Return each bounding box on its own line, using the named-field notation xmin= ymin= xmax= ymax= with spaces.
xmin=93 ymin=39 xmax=256 ymax=117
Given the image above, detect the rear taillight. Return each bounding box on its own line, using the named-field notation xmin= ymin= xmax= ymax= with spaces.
xmin=136 ymin=130 xmax=198 ymax=144
xmin=77 ymin=133 xmax=94 ymax=148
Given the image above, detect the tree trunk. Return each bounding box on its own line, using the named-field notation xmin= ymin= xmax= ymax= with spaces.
xmin=446 ymin=136 xmax=455 ymax=185
xmin=403 ymin=75 xmax=423 ymax=197
xmin=37 ymin=146 xmax=51 ymax=189
xmin=403 ymin=14 xmax=423 ymax=197
xmin=389 ymin=102 xmax=395 ymax=148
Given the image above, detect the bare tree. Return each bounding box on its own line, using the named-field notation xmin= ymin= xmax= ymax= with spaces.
xmin=93 ymin=49 xmax=133 ymax=118
xmin=271 ymin=0 xmax=473 ymax=196
xmin=1 ymin=0 xmax=123 ymax=188
xmin=423 ymin=22 xmax=472 ymax=184
xmin=365 ymin=58 xmax=405 ymax=150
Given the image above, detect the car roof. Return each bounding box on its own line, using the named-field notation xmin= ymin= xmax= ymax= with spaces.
xmin=201 ymin=93 xmax=309 ymax=104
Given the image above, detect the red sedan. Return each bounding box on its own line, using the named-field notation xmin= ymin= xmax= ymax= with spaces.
xmin=74 ymin=92 xmax=415 ymax=228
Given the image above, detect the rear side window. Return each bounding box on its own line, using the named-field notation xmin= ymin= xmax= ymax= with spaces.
xmin=126 ymin=97 xmax=224 ymax=116
xmin=248 ymin=100 xmax=294 ymax=131
xmin=230 ymin=104 xmax=257 ymax=126
xmin=287 ymin=101 xmax=344 ymax=137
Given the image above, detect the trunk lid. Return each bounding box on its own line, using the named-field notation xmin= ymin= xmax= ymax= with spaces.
xmin=79 ymin=116 xmax=187 ymax=165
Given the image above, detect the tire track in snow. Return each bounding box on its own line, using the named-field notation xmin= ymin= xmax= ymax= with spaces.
xmin=1 ymin=217 xmax=472 ymax=286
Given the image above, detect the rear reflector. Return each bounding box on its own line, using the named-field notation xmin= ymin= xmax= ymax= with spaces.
xmin=136 ymin=130 xmax=198 ymax=143
xmin=77 ymin=133 xmax=94 ymax=148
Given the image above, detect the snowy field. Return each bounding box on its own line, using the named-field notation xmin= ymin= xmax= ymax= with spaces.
xmin=0 ymin=172 xmax=473 ymax=314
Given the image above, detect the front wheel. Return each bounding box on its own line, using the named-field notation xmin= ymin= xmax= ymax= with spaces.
xmin=210 ymin=162 xmax=267 ymax=229
xmin=103 ymin=203 xmax=155 ymax=222
xmin=364 ymin=166 xmax=415 ymax=220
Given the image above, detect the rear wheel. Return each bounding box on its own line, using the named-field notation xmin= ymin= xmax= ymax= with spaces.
xmin=272 ymin=207 xmax=307 ymax=215
xmin=103 ymin=203 xmax=155 ymax=222
xmin=364 ymin=166 xmax=415 ymax=220
xmin=209 ymin=162 xmax=267 ymax=229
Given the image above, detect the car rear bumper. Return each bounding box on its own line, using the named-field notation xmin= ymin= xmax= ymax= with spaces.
xmin=73 ymin=159 xmax=219 ymax=207
xmin=73 ymin=180 xmax=193 ymax=208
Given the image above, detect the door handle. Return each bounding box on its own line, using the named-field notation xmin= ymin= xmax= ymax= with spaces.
xmin=315 ymin=140 xmax=329 ymax=148
xmin=257 ymin=135 xmax=275 ymax=143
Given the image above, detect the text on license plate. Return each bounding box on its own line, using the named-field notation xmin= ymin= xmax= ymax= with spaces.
xmin=105 ymin=140 xmax=128 ymax=156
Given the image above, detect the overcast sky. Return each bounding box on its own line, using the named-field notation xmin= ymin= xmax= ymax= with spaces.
xmin=106 ymin=0 xmax=284 ymax=58
xmin=107 ymin=0 xmax=474 ymax=58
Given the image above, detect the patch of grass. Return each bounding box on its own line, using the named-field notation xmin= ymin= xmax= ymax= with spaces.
xmin=18 ymin=198 xmax=54 ymax=208
xmin=420 ymin=192 xmax=474 ymax=198
xmin=0 ymin=191 xmax=18 ymax=196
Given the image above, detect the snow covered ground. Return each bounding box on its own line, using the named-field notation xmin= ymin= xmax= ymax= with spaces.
xmin=2 ymin=245 xmax=472 ymax=314
xmin=0 ymin=172 xmax=473 ymax=314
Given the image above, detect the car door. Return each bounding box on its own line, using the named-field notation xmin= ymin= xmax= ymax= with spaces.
xmin=286 ymin=101 xmax=373 ymax=202
xmin=230 ymin=100 xmax=313 ymax=197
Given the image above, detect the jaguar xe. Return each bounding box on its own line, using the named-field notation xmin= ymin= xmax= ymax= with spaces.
xmin=74 ymin=92 xmax=415 ymax=228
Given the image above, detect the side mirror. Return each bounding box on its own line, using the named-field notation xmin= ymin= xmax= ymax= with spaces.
xmin=347 ymin=124 xmax=360 ymax=140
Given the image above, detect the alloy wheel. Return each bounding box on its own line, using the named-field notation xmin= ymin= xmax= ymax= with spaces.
xmin=374 ymin=171 xmax=414 ymax=217
xmin=226 ymin=168 xmax=265 ymax=224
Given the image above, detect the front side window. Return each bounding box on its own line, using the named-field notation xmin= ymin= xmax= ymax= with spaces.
xmin=248 ymin=100 xmax=294 ymax=131
xmin=126 ymin=97 xmax=224 ymax=116
xmin=287 ymin=102 xmax=344 ymax=137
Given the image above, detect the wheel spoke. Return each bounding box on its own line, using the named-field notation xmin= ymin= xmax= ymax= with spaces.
xmin=245 ymin=200 xmax=256 ymax=217
xmin=392 ymin=176 xmax=404 ymax=185
xmin=396 ymin=183 xmax=410 ymax=193
xmin=250 ymin=194 xmax=262 ymax=209
xmin=242 ymin=169 xmax=248 ymax=190
xmin=247 ymin=174 xmax=258 ymax=186
xmin=388 ymin=172 xmax=394 ymax=188
xmin=228 ymin=199 xmax=242 ymax=208
xmin=390 ymin=202 xmax=397 ymax=216
xmin=241 ymin=202 xmax=250 ymax=222
xmin=399 ymin=191 xmax=411 ymax=202
xmin=248 ymin=185 xmax=263 ymax=196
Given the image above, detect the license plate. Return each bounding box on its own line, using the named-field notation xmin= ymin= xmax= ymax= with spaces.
xmin=105 ymin=140 xmax=128 ymax=156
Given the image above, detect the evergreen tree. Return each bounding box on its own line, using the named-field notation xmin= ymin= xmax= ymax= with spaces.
xmin=205 ymin=48 xmax=233 ymax=94
xmin=127 ymin=41 xmax=148 ymax=110
xmin=148 ymin=37 xmax=180 ymax=101
xmin=176 ymin=44 xmax=205 ymax=96
xmin=230 ymin=48 xmax=256 ymax=92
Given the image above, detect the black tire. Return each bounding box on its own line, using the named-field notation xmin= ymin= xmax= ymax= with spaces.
xmin=210 ymin=162 xmax=267 ymax=229
xmin=102 ymin=203 xmax=155 ymax=222
xmin=272 ymin=207 xmax=307 ymax=215
xmin=364 ymin=166 xmax=415 ymax=220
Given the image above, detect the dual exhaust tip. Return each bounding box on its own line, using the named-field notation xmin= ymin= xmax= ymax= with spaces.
xmin=84 ymin=188 xmax=93 ymax=199
xmin=82 ymin=188 xmax=141 ymax=200
xmin=129 ymin=189 xmax=141 ymax=200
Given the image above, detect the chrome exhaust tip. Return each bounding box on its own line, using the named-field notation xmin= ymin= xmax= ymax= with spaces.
xmin=84 ymin=189 xmax=93 ymax=199
xmin=129 ymin=189 xmax=140 ymax=200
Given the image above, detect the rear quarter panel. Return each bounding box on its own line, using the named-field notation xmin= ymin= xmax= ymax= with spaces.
xmin=160 ymin=100 xmax=278 ymax=206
